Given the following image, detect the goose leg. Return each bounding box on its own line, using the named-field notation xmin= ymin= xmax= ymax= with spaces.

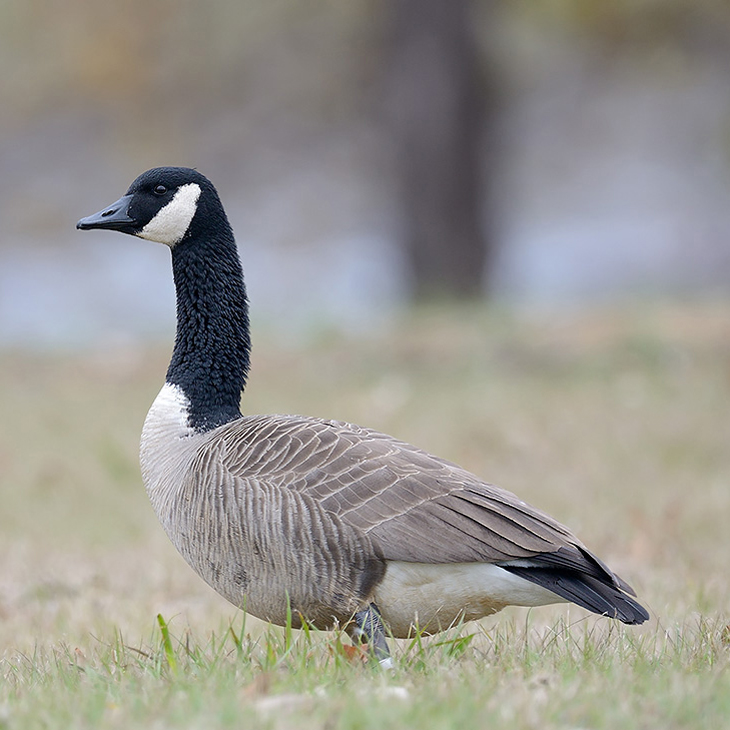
xmin=350 ymin=603 xmax=392 ymax=667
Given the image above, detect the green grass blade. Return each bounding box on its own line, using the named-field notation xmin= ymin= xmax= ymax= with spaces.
xmin=157 ymin=614 xmax=178 ymax=676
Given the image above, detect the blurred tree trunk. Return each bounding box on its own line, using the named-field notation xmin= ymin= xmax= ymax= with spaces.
xmin=385 ymin=0 xmax=492 ymax=300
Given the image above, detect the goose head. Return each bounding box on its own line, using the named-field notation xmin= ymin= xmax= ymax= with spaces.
xmin=78 ymin=167 xmax=249 ymax=432
xmin=76 ymin=167 xmax=222 ymax=248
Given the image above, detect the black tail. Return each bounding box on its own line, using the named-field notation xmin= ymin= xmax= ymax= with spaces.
xmin=503 ymin=564 xmax=649 ymax=624
xmin=501 ymin=546 xmax=650 ymax=625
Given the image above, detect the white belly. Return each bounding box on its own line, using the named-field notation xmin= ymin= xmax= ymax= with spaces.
xmin=374 ymin=561 xmax=564 ymax=637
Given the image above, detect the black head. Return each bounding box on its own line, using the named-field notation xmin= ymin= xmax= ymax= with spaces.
xmin=77 ymin=167 xmax=224 ymax=247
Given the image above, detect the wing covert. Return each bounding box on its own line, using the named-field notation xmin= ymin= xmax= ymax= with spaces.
xmin=213 ymin=414 xmax=587 ymax=565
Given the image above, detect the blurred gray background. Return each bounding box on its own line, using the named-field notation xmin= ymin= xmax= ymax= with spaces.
xmin=1 ymin=0 xmax=730 ymax=348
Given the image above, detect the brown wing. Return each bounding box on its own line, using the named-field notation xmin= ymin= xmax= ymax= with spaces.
xmin=215 ymin=414 xmax=584 ymax=564
xmin=210 ymin=414 xmax=648 ymax=624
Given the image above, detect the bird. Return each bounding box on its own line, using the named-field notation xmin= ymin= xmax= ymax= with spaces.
xmin=77 ymin=166 xmax=649 ymax=662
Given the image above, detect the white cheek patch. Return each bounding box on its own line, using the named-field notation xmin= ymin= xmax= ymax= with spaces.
xmin=138 ymin=183 xmax=202 ymax=246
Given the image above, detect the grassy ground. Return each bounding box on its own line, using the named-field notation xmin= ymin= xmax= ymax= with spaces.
xmin=0 ymin=302 xmax=728 ymax=729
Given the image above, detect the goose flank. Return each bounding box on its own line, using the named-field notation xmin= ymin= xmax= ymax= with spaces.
xmin=77 ymin=167 xmax=649 ymax=660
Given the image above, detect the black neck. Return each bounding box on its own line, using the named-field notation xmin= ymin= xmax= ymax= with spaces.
xmin=166 ymin=221 xmax=250 ymax=432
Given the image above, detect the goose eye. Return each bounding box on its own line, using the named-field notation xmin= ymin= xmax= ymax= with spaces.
xmin=153 ymin=185 xmax=168 ymax=196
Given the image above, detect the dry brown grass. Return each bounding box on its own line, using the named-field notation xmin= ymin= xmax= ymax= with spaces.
xmin=0 ymin=301 xmax=728 ymax=728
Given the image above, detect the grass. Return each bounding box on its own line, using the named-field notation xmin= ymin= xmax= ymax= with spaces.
xmin=0 ymin=301 xmax=729 ymax=728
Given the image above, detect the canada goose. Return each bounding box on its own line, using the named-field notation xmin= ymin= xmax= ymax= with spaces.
xmin=77 ymin=167 xmax=649 ymax=662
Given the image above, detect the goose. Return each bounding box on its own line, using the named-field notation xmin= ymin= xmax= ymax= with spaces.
xmin=77 ymin=167 xmax=649 ymax=662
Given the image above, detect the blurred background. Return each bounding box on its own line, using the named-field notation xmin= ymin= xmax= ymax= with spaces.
xmin=1 ymin=0 xmax=730 ymax=346
xmin=1 ymin=0 xmax=729 ymax=657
